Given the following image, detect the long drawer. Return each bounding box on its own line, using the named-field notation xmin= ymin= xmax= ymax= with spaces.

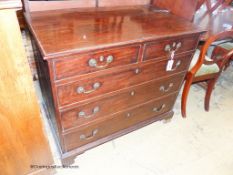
xmin=60 ymin=73 xmax=185 ymax=131
xmin=57 ymin=52 xmax=193 ymax=106
xmin=53 ymin=45 xmax=140 ymax=80
xmin=63 ymin=93 xmax=178 ymax=151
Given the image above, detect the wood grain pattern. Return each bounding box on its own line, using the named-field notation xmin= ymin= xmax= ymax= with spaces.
xmin=0 ymin=10 xmax=53 ymax=175
xmin=0 ymin=0 xmax=26 ymax=29
xmin=61 ymin=110 xmax=174 ymax=164
xmin=143 ymin=35 xmax=199 ymax=61
xmin=61 ymin=73 xmax=185 ymax=131
xmin=16 ymin=9 xmax=26 ymax=29
xmin=54 ymin=45 xmax=140 ymax=80
xmin=98 ymin=0 xmax=150 ymax=7
xmin=25 ymin=6 xmax=204 ymax=163
xmin=23 ymin=0 xmax=150 ymax=12
xmin=25 ymin=6 xmax=202 ymax=58
xmin=56 ymin=52 xmax=193 ymax=106
xmin=63 ymin=93 xmax=178 ymax=151
xmin=28 ymin=0 xmax=96 ymax=12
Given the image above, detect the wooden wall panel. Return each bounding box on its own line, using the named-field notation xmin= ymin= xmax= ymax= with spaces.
xmin=98 ymin=0 xmax=150 ymax=7
xmin=22 ymin=0 xmax=150 ymax=12
xmin=28 ymin=0 xmax=96 ymax=11
xmin=151 ymin=0 xmax=199 ymax=21
xmin=0 ymin=9 xmax=54 ymax=175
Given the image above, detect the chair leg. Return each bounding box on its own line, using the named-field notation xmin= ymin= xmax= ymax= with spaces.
xmin=181 ymin=74 xmax=193 ymax=118
xmin=204 ymin=78 xmax=217 ymax=111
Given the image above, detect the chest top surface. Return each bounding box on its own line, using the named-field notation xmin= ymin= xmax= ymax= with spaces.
xmin=26 ymin=6 xmax=203 ymax=58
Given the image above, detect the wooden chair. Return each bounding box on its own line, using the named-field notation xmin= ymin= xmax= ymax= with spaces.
xmin=181 ymin=30 xmax=233 ymax=118
xmin=213 ymin=41 xmax=233 ymax=70
xmin=195 ymin=0 xmax=232 ymax=12
xmin=151 ymin=0 xmax=199 ymax=21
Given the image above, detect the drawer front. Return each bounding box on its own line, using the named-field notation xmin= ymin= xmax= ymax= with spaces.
xmin=61 ymin=73 xmax=185 ymax=131
xmin=63 ymin=93 xmax=177 ymax=151
xmin=143 ymin=35 xmax=199 ymax=61
xmin=57 ymin=53 xmax=192 ymax=106
xmin=54 ymin=45 xmax=140 ymax=80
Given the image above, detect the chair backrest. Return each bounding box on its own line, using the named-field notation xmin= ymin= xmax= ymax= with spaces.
xmin=190 ymin=30 xmax=233 ymax=74
xmin=151 ymin=0 xmax=199 ymax=21
xmin=196 ymin=0 xmax=224 ymax=12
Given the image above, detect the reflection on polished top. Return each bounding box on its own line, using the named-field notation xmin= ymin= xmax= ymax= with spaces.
xmin=26 ymin=6 xmax=202 ymax=58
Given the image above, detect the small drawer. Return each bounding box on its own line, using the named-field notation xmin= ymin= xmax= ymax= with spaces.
xmin=57 ymin=52 xmax=193 ymax=106
xmin=63 ymin=93 xmax=177 ymax=151
xmin=54 ymin=45 xmax=140 ymax=80
xmin=60 ymin=73 xmax=185 ymax=131
xmin=143 ymin=35 xmax=199 ymax=61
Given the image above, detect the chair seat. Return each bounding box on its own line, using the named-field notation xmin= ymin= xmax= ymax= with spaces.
xmin=189 ymin=49 xmax=220 ymax=77
xmin=219 ymin=42 xmax=233 ymax=50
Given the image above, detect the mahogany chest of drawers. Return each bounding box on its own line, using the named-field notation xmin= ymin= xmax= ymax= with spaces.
xmin=25 ymin=6 xmax=203 ymax=164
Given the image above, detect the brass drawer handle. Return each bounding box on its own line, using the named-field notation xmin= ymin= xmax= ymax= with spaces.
xmin=130 ymin=91 xmax=135 ymax=96
xmin=78 ymin=106 xmax=100 ymax=119
xmin=134 ymin=68 xmax=140 ymax=74
xmin=170 ymin=60 xmax=181 ymax=71
xmin=126 ymin=113 xmax=131 ymax=117
xmin=80 ymin=129 xmax=98 ymax=140
xmin=164 ymin=42 xmax=182 ymax=53
xmin=153 ymin=104 xmax=166 ymax=112
xmin=77 ymin=82 xmax=101 ymax=94
xmin=160 ymin=83 xmax=174 ymax=92
xmin=88 ymin=55 xmax=114 ymax=69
